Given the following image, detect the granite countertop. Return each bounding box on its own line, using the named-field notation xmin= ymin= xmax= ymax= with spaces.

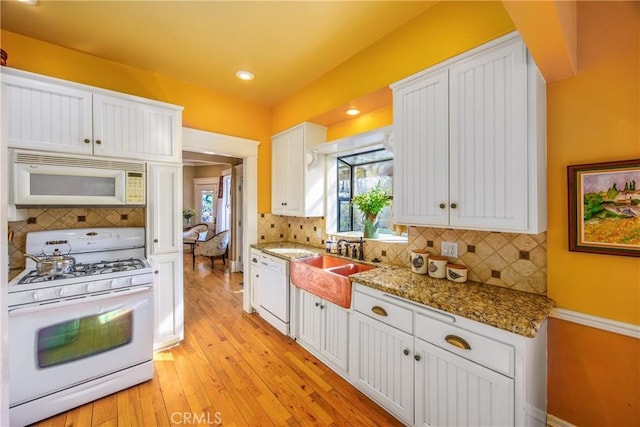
xmin=250 ymin=242 xmax=554 ymax=338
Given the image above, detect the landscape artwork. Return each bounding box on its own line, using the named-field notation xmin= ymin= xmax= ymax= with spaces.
xmin=568 ymin=159 xmax=640 ymax=257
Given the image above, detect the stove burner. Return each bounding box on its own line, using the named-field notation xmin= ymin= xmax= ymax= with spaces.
xmin=17 ymin=258 xmax=148 ymax=285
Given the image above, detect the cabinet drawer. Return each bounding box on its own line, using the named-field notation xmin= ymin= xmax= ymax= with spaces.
xmin=353 ymin=291 xmax=413 ymax=334
xmin=415 ymin=313 xmax=515 ymax=377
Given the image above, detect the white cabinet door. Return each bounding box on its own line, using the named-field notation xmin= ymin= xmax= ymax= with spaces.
xmin=271 ymin=122 xmax=326 ymax=217
xmin=147 ymin=163 xmax=182 ymax=255
xmin=297 ymin=289 xmax=323 ymax=351
xmin=271 ymin=125 xmax=304 ymax=216
xmin=448 ymin=38 xmax=528 ymax=231
xmin=393 ymin=69 xmax=449 ymax=226
xmin=93 ymin=94 xmax=179 ymax=162
xmin=320 ymin=300 xmax=349 ymax=372
xmin=350 ymin=311 xmax=414 ymax=425
xmin=415 ymin=338 xmax=514 ymax=427
xmin=250 ymin=250 xmax=262 ymax=311
xmin=148 ymin=252 xmax=184 ymax=350
xmin=2 ymin=73 xmax=93 ymax=154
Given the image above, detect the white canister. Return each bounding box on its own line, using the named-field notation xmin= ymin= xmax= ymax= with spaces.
xmin=446 ymin=263 xmax=468 ymax=283
xmin=428 ymin=256 xmax=447 ymax=279
xmin=410 ymin=249 xmax=429 ymax=274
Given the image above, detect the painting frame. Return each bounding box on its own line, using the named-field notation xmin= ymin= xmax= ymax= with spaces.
xmin=567 ymin=159 xmax=640 ymax=257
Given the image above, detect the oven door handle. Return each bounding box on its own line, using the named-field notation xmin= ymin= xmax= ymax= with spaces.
xmin=8 ymin=285 xmax=153 ymax=315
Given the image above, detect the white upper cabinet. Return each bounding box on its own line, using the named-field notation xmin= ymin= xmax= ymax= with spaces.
xmin=392 ymin=33 xmax=546 ymax=234
xmin=271 ymin=122 xmax=326 ymax=217
xmin=2 ymin=68 xmax=182 ymax=162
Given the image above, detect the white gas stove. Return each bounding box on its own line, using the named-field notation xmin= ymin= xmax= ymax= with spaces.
xmin=8 ymin=227 xmax=153 ymax=307
xmin=8 ymin=227 xmax=155 ymax=426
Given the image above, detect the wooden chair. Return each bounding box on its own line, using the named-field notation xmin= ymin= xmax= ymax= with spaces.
xmin=194 ymin=230 xmax=230 ymax=269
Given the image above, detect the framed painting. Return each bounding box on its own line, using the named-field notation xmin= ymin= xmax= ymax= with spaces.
xmin=567 ymin=159 xmax=640 ymax=257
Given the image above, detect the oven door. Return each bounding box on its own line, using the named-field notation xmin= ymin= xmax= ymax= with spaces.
xmin=8 ymin=286 xmax=153 ymax=406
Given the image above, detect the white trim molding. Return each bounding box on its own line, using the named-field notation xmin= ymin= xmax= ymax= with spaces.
xmin=547 ymin=413 xmax=577 ymax=427
xmin=550 ymin=308 xmax=640 ymax=339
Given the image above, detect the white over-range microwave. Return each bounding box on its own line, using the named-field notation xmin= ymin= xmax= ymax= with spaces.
xmin=11 ymin=150 xmax=146 ymax=207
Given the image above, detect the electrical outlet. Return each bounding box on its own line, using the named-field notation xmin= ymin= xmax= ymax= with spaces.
xmin=316 ymin=228 xmax=322 ymax=238
xmin=441 ymin=241 xmax=458 ymax=258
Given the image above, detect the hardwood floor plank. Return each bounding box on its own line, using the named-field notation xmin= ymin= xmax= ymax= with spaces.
xmin=29 ymin=253 xmax=402 ymax=427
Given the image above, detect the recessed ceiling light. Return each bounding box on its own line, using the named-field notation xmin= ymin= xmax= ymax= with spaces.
xmin=235 ymin=70 xmax=254 ymax=81
xmin=18 ymin=0 xmax=38 ymax=5
xmin=345 ymin=108 xmax=360 ymax=116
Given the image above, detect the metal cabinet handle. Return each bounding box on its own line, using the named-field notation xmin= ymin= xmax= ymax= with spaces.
xmin=445 ymin=334 xmax=471 ymax=350
xmin=95 ymin=140 xmax=102 ymax=145
xmin=403 ymin=348 xmax=410 ymax=356
xmin=154 ymin=239 xmax=159 ymax=243
xmin=439 ymin=203 xmax=446 ymax=209
xmin=450 ymin=203 xmax=457 ymax=209
xmin=84 ymin=138 xmax=91 ymax=144
xmin=371 ymin=305 xmax=388 ymax=317
xmin=414 ymin=354 xmax=422 ymax=362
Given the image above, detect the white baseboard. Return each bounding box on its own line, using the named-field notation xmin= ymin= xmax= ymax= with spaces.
xmin=546 ymin=413 xmax=576 ymax=427
xmin=550 ymin=308 xmax=640 ymax=339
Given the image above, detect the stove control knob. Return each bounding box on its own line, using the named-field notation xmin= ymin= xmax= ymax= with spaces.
xmin=85 ymin=283 xmax=93 ymax=293
xmin=110 ymin=281 xmax=117 ymax=289
xmin=32 ymin=291 xmax=39 ymax=301
xmin=57 ymin=288 xmax=65 ymax=297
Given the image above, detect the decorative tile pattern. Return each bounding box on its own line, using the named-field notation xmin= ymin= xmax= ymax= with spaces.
xmin=7 ymin=208 xmax=145 ymax=272
xmin=256 ymin=214 xmax=547 ymax=295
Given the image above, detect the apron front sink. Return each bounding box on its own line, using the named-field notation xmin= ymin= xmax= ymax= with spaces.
xmin=290 ymin=256 xmax=375 ymax=308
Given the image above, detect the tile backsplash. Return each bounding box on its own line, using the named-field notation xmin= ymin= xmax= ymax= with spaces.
xmin=258 ymin=213 xmax=547 ymax=295
xmin=8 ymin=208 xmax=145 ymax=272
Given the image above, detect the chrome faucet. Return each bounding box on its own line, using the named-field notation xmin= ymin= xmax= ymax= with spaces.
xmin=336 ymin=237 xmax=365 ymax=261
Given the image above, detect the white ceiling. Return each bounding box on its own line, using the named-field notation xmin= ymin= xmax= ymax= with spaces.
xmin=1 ymin=0 xmax=436 ymax=106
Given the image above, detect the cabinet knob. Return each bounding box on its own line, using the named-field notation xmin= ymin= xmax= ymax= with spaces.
xmin=439 ymin=203 xmax=446 ymax=209
xmin=315 ymin=302 xmax=320 ymax=307
xmin=414 ymin=354 xmax=422 ymax=362
xmin=445 ymin=334 xmax=471 ymax=350
xmin=154 ymin=270 xmax=159 ymax=274
xmin=154 ymin=239 xmax=159 ymax=243
xmin=83 ymin=138 xmax=91 ymax=144
xmin=450 ymin=203 xmax=457 ymax=209
xmin=95 ymin=139 xmax=102 ymax=145
xmin=403 ymin=348 xmax=410 ymax=356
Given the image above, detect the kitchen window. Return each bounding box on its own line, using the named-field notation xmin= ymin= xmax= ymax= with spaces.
xmin=336 ymin=148 xmax=398 ymax=236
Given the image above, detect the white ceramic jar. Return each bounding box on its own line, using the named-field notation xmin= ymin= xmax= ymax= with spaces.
xmin=446 ymin=263 xmax=468 ymax=283
xmin=428 ymin=255 xmax=447 ymax=279
xmin=410 ymin=249 xmax=429 ymax=274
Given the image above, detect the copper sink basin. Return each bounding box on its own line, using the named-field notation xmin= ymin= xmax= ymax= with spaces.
xmin=290 ymin=256 xmax=375 ymax=308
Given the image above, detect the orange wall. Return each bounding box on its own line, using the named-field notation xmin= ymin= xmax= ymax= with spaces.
xmin=546 ymin=2 xmax=639 ymax=323
xmin=0 ymin=30 xmax=273 ymax=212
xmin=544 ymin=2 xmax=640 ymax=424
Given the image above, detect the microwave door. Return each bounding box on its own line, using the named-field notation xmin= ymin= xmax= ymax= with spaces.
xmin=14 ymin=163 xmax=126 ymax=206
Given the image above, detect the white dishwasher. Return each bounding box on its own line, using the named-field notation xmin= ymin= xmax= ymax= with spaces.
xmin=258 ymin=253 xmax=290 ymax=335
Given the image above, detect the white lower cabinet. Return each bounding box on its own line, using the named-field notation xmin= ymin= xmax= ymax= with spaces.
xmin=350 ymin=283 xmax=546 ymax=427
xmin=295 ymin=288 xmax=349 ymax=374
xmin=415 ymin=338 xmax=513 ymax=427
xmin=148 ymin=252 xmax=184 ymax=351
xmin=249 ymin=249 xmax=262 ymax=311
xmin=350 ymin=311 xmax=415 ymax=424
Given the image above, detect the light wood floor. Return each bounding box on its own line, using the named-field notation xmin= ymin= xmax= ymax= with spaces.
xmin=31 ymin=253 xmax=403 ymax=427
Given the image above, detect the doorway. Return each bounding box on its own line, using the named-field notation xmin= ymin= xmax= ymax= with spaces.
xmin=193 ymin=178 xmax=218 ymax=231
xmin=182 ymin=127 xmax=259 ymax=314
